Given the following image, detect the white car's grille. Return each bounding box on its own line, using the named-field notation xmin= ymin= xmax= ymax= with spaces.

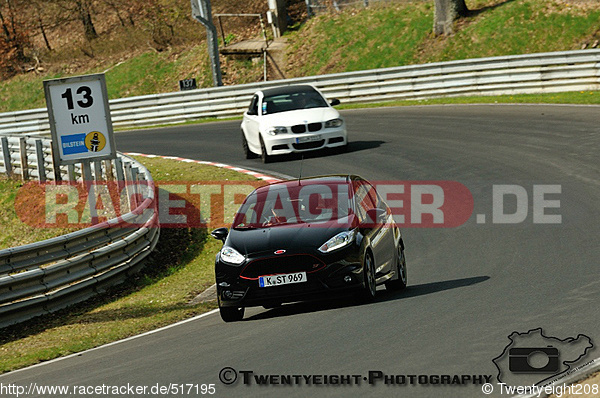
xmin=291 ymin=123 xmax=322 ymax=134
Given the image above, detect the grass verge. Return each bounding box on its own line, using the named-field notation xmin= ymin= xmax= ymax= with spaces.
xmin=0 ymin=178 xmax=77 ymax=250
xmin=285 ymin=0 xmax=600 ymax=77
xmin=0 ymin=156 xmax=257 ymax=374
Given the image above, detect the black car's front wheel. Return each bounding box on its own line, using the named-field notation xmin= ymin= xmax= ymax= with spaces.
xmin=361 ymin=251 xmax=377 ymax=301
xmin=385 ymin=244 xmax=407 ymax=291
xmin=219 ymin=305 xmax=245 ymax=322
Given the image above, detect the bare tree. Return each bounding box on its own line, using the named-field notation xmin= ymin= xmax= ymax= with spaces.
xmin=27 ymin=0 xmax=53 ymax=51
xmin=0 ymin=0 xmax=30 ymax=75
xmin=103 ymin=0 xmax=137 ymax=27
xmin=434 ymin=0 xmax=469 ymax=36
xmin=52 ymin=0 xmax=98 ymax=40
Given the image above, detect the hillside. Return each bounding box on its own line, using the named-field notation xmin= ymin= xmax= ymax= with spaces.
xmin=0 ymin=0 xmax=599 ymax=113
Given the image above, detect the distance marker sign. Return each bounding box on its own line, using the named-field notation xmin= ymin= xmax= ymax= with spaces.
xmin=44 ymin=74 xmax=116 ymax=165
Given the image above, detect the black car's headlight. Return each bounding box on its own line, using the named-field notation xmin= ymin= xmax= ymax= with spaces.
xmin=318 ymin=229 xmax=356 ymax=253
xmin=220 ymin=246 xmax=245 ymax=265
xmin=324 ymin=118 xmax=343 ymax=128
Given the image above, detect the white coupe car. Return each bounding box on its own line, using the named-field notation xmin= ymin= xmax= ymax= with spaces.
xmin=241 ymin=85 xmax=348 ymax=163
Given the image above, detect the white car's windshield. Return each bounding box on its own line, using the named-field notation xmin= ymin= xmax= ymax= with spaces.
xmin=262 ymin=91 xmax=329 ymax=115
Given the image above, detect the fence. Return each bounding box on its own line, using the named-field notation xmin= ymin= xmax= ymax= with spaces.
xmin=0 ymin=136 xmax=159 ymax=328
xmin=304 ymin=0 xmax=429 ymax=15
xmin=0 ymin=49 xmax=599 ymax=136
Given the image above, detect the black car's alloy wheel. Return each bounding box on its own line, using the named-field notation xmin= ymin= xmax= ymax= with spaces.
xmin=385 ymin=244 xmax=407 ymax=291
xmin=362 ymin=251 xmax=377 ymax=301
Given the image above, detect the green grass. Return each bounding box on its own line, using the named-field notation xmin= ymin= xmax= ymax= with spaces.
xmin=0 ymin=178 xmax=77 ymax=249
xmin=285 ymin=0 xmax=600 ymax=76
xmin=429 ymin=1 xmax=600 ymax=62
xmin=0 ymin=44 xmax=263 ymax=113
xmin=0 ymin=157 xmax=258 ymax=373
xmin=288 ymin=4 xmax=432 ymax=76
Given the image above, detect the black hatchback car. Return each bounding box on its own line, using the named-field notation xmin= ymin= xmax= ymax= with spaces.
xmin=210 ymin=175 xmax=407 ymax=322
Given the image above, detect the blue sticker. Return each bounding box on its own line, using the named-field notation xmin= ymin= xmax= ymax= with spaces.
xmin=61 ymin=133 xmax=88 ymax=155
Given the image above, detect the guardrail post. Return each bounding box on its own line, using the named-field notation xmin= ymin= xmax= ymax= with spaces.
xmin=124 ymin=163 xmax=137 ymax=209
xmin=67 ymin=164 xmax=76 ymax=182
xmin=104 ymin=159 xmax=114 ymax=181
xmin=81 ymin=161 xmax=93 ymax=183
xmin=35 ymin=139 xmax=46 ymax=182
xmin=1 ymin=137 xmax=13 ymax=178
xmin=132 ymin=167 xmax=141 ymax=209
xmin=114 ymin=157 xmax=129 ymax=214
xmin=81 ymin=160 xmax=99 ymax=224
xmin=114 ymin=158 xmax=125 ymax=182
xmin=51 ymin=145 xmax=62 ymax=181
xmin=93 ymin=160 xmax=103 ymax=182
xmin=19 ymin=137 xmax=29 ymax=181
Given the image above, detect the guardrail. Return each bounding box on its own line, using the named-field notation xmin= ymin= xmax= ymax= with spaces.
xmin=0 ymin=49 xmax=599 ymax=135
xmin=0 ymin=136 xmax=159 ymax=328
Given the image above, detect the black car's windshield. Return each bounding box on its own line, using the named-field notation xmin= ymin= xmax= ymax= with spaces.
xmin=233 ymin=183 xmax=351 ymax=228
xmin=262 ymin=91 xmax=328 ymax=115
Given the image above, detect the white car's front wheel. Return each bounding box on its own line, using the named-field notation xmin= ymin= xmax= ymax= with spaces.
xmin=260 ymin=136 xmax=272 ymax=163
xmin=241 ymin=130 xmax=257 ymax=159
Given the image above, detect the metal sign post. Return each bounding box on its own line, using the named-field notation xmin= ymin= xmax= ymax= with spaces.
xmin=191 ymin=0 xmax=223 ymax=87
xmin=44 ymin=74 xmax=117 ymax=171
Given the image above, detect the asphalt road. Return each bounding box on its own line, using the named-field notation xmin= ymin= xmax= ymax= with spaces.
xmin=2 ymin=105 xmax=599 ymax=397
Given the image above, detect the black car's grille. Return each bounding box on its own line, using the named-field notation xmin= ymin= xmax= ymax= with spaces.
xmin=292 ymin=140 xmax=325 ymax=150
xmin=241 ymin=255 xmax=325 ymax=279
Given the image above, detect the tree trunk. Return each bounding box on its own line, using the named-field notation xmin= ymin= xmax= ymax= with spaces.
xmin=77 ymin=0 xmax=98 ymax=40
xmin=434 ymin=0 xmax=469 ymax=36
xmin=38 ymin=12 xmax=51 ymax=51
xmin=0 ymin=7 xmax=12 ymax=42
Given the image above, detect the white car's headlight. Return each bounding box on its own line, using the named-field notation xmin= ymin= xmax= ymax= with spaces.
xmin=318 ymin=229 xmax=356 ymax=253
xmin=325 ymin=118 xmax=343 ymax=128
xmin=267 ymin=126 xmax=288 ymax=135
xmin=220 ymin=246 xmax=245 ymax=265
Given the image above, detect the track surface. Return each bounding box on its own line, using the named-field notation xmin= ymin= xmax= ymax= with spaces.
xmin=2 ymin=105 xmax=599 ymax=397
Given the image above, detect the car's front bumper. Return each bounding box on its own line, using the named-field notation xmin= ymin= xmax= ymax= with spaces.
xmin=216 ymin=245 xmax=364 ymax=308
xmin=263 ymin=127 xmax=347 ymax=155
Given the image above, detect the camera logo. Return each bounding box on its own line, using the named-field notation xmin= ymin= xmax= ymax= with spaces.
xmin=508 ymin=346 xmax=559 ymax=373
xmin=493 ymin=328 xmax=593 ymax=386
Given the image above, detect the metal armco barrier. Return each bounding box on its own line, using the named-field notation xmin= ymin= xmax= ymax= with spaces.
xmin=0 ymin=49 xmax=599 ymax=135
xmin=0 ymin=139 xmax=159 ymax=328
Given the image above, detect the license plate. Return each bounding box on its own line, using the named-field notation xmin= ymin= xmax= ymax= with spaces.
xmin=295 ymin=135 xmax=321 ymax=144
xmin=259 ymin=272 xmax=307 ymax=288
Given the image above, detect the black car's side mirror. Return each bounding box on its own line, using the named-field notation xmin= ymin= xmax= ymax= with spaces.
xmin=366 ymin=208 xmax=387 ymax=224
xmin=211 ymin=227 xmax=229 ymax=242
xmin=330 ymin=98 xmax=341 ymax=106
